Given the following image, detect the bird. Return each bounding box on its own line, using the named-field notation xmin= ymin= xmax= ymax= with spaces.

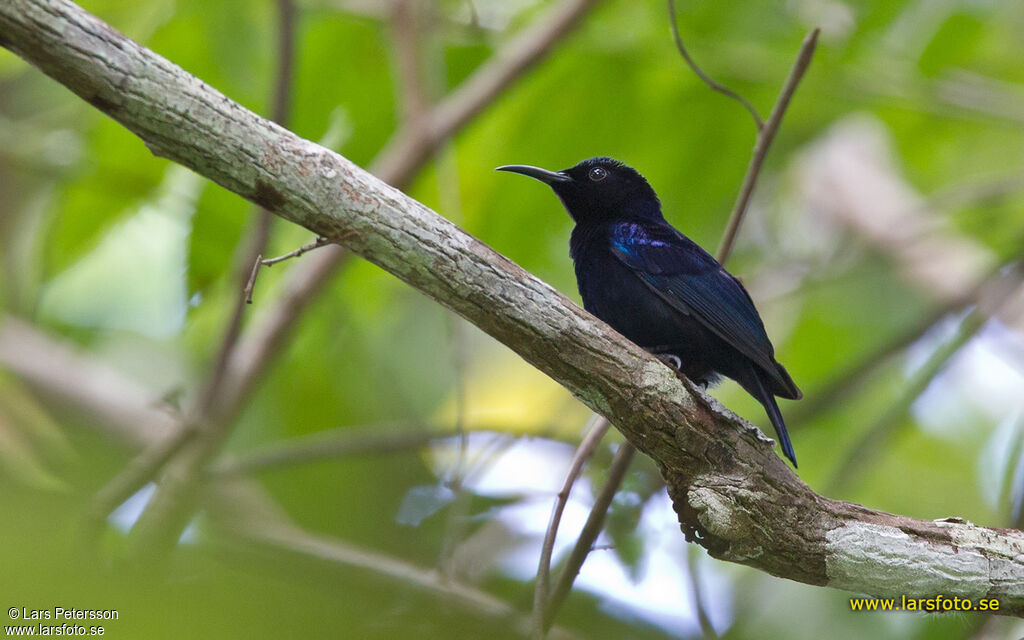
xmin=496 ymin=156 xmax=802 ymax=467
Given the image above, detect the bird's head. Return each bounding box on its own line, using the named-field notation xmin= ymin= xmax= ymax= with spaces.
xmin=496 ymin=157 xmax=662 ymax=225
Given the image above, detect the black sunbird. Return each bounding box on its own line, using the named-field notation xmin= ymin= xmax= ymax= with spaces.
xmin=497 ymin=157 xmax=802 ymax=467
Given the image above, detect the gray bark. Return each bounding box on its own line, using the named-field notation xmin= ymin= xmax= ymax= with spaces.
xmin=2 ymin=0 xmax=1023 ymax=616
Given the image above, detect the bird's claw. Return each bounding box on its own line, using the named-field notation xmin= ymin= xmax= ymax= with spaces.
xmin=655 ymin=353 xmax=683 ymax=371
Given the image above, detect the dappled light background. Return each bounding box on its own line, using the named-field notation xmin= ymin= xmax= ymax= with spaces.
xmin=2 ymin=0 xmax=1024 ymax=638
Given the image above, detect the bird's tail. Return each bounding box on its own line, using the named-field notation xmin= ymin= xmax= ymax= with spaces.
xmin=749 ymin=366 xmax=797 ymax=468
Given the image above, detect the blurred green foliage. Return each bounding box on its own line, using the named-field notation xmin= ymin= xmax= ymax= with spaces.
xmin=2 ymin=0 xmax=1024 ymax=638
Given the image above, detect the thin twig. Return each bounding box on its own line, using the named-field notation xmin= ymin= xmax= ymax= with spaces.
xmin=199 ymin=219 xmax=274 ymax=414
xmin=220 ymin=248 xmax=349 ymax=412
xmin=260 ymin=236 xmax=331 ymax=267
xmin=243 ymin=253 xmax=263 ymax=304
xmin=438 ymin=318 xmax=472 ymax=578
xmin=543 ymin=441 xmax=635 ymax=631
xmin=716 ymin=27 xmax=819 ymax=263
xmin=685 ymin=544 xmax=717 ymax=638
xmin=271 ymin=0 xmax=297 ymax=127
xmin=531 ymin=416 xmax=611 ymax=640
xmin=667 ymin=0 xmax=763 ymax=130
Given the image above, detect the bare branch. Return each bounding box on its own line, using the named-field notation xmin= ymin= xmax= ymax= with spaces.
xmin=667 ymin=0 xmax=763 ymax=130
xmin=532 ymin=416 xmax=610 ymax=639
xmin=438 ymin=316 xmax=472 ymax=577
xmin=543 ymin=440 xmax=635 ymax=631
xmin=390 ymin=0 xmax=430 ymax=125
xmin=214 ymin=510 xmax=586 ymax=640
xmin=684 ymin=544 xmax=717 ymax=639
xmin=716 ymin=27 xmax=819 ymax=263
xmin=271 ymin=0 xmax=297 ymax=126
xmin=198 ymin=218 xmax=272 ymax=413
xmin=370 ymin=0 xmax=604 ymax=185
xmin=5 ymin=0 xmax=1024 ymax=613
xmin=82 ymin=421 xmax=198 ymax=542
xmin=214 ymin=423 xmax=454 ymax=476
xmin=243 ymin=253 xmax=262 ymax=304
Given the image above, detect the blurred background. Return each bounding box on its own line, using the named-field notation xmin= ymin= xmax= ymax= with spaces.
xmin=2 ymin=0 xmax=1024 ymax=638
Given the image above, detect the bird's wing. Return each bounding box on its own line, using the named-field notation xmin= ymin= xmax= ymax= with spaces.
xmin=608 ymin=222 xmax=781 ymax=378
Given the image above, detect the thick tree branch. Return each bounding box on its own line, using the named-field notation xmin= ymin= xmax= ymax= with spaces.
xmin=4 ymin=0 xmax=1024 ymax=615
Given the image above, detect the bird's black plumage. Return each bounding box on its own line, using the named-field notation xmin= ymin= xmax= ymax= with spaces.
xmin=497 ymin=157 xmax=802 ymax=467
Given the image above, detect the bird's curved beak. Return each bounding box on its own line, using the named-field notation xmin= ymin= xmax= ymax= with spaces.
xmin=495 ymin=164 xmax=571 ymax=184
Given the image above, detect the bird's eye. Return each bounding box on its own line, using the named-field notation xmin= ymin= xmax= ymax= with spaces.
xmin=588 ymin=166 xmax=607 ymax=182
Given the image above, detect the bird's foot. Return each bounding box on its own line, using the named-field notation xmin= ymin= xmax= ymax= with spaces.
xmin=655 ymin=353 xmax=683 ymax=371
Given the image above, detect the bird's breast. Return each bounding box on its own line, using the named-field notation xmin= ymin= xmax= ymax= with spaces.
xmin=571 ymin=239 xmax=698 ymax=349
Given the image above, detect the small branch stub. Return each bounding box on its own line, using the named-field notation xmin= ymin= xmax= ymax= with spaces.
xmin=244 ymin=234 xmax=350 ymax=303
